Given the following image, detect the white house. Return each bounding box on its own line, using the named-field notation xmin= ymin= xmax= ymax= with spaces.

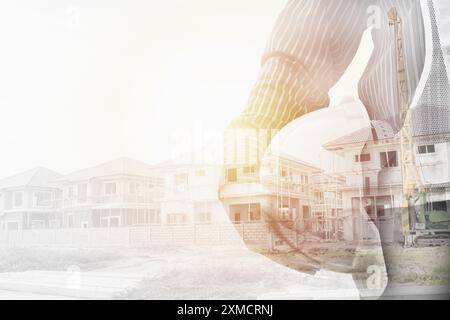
xmin=56 ymin=158 xmax=164 ymax=228
xmin=151 ymin=161 xmax=227 ymax=226
xmin=324 ymin=106 xmax=450 ymax=242
xmin=219 ymin=151 xmax=345 ymax=248
xmin=0 ymin=167 xmax=62 ymax=230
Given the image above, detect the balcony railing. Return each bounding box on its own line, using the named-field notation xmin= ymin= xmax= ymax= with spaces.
xmin=62 ymin=193 xmax=163 ymax=207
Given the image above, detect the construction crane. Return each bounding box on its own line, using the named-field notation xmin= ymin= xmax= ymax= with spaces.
xmin=388 ymin=8 xmax=426 ymax=246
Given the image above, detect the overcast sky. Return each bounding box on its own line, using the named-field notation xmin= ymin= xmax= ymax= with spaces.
xmin=0 ymin=0 xmax=448 ymax=178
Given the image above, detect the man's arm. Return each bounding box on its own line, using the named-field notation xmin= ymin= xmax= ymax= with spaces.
xmin=230 ymin=0 xmax=373 ymax=131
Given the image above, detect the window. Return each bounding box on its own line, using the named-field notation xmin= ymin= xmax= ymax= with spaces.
xmin=195 ymin=169 xmax=206 ymax=177
xmin=105 ymin=182 xmax=117 ymax=195
xmin=31 ymin=220 xmax=45 ymax=229
xmin=364 ymin=177 xmax=371 ymax=195
xmin=429 ymin=201 xmax=447 ymax=212
xmin=110 ymin=217 xmax=120 ymax=228
xmin=243 ymin=166 xmax=256 ymax=174
xmin=355 ymin=154 xmax=371 ymax=162
xmin=249 ymin=210 xmax=261 ymax=222
xmin=174 ymin=174 xmax=188 ymax=192
xmin=380 ymin=151 xmax=398 ymax=168
xmin=196 ymin=212 xmax=212 ymax=224
xmin=315 ymin=191 xmax=324 ymax=202
xmin=167 ymin=213 xmax=187 ymax=225
xmin=303 ymin=206 xmax=311 ymax=219
xmin=226 ymin=168 xmax=237 ymax=183
xmin=129 ymin=182 xmax=141 ymax=194
xmin=7 ymin=221 xmax=19 ymax=231
xmin=67 ymin=186 xmax=74 ymax=198
xmin=147 ymin=209 xmax=161 ymax=224
xmin=100 ymin=217 xmax=108 ymax=228
xmin=418 ymin=145 xmax=436 ymax=154
xmin=68 ymin=214 xmax=74 ymax=228
xmin=126 ymin=208 xmax=138 ymax=225
xmin=77 ymin=184 xmax=87 ymax=202
xmin=377 ymin=206 xmax=386 ymax=217
xmin=34 ymin=191 xmax=52 ymax=207
xmin=49 ymin=220 xmax=60 ymax=229
xmin=278 ymin=206 xmax=293 ymax=221
xmin=301 ymin=175 xmax=309 ymax=185
xmin=138 ymin=209 xmax=146 ymax=224
xmin=13 ymin=192 xmax=23 ymax=207
xmin=233 ymin=212 xmax=241 ymax=224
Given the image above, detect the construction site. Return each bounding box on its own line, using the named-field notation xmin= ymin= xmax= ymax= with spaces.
xmin=221 ymin=3 xmax=450 ymax=252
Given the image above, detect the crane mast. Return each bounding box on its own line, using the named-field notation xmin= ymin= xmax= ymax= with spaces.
xmin=388 ymin=8 xmax=424 ymax=244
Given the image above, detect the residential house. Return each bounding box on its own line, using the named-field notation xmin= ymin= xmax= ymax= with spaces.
xmin=324 ymin=108 xmax=450 ymax=242
xmin=151 ymin=161 xmax=226 ymax=226
xmin=56 ymin=158 xmax=164 ymax=228
xmin=220 ymin=153 xmax=318 ymax=225
xmin=324 ymin=8 xmax=450 ymax=243
xmin=220 ymin=152 xmax=345 ymax=248
xmin=0 ymin=167 xmax=62 ymax=230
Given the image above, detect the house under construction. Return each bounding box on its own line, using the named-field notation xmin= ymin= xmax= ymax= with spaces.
xmin=220 ymin=128 xmax=345 ymax=250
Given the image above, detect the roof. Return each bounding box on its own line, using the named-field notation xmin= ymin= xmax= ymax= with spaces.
xmin=323 ymin=120 xmax=397 ymax=150
xmin=324 ymin=105 xmax=450 ymax=150
xmin=0 ymin=167 xmax=61 ymax=189
xmin=57 ymin=158 xmax=153 ymax=182
xmin=265 ymin=152 xmax=322 ymax=173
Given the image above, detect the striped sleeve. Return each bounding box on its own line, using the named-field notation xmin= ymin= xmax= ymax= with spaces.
xmin=230 ymin=0 xmax=373 ymax=130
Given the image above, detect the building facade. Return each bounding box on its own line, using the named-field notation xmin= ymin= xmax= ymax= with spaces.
xmin=151 ymin=161 xmax=227 ymax=226
xmin=220 ymin=147 xmax=345 ymax=249
xmin=324 ymin=115 xmax=450 ymax=243
xmin=0 ymin=167 xmax=62 ymax=230
xmin=57 ymin=158 xmax=164 ymax=229
xmin=0 ymin=158 xmax=229 ymax=230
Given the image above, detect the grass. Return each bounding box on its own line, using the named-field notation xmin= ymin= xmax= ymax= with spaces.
xmin=262 ymin=242 xmax=450 ymax=286
xmin=384 ymin=245 xmax=450 ymax=286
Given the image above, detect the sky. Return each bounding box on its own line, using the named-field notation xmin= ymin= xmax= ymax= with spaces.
xmin=0 ymin=0 xmax=287 ymax=177
xmin=1 ymin=0 xmax=447 ymax=178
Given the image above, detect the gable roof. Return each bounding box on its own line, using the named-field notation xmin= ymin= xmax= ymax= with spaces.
xmin=324 ymin=105 xmax=450 ymax=150
xmin=323 ymin=120 xmax=397 ymax=150
xmin=0 ymin=167 xmax=62 ymax=189
xmin=57 ymin=158 xmax=153 ymax=182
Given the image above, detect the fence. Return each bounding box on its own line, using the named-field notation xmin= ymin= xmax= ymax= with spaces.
xmin=0 ymin=223 xmax=270 ymax=248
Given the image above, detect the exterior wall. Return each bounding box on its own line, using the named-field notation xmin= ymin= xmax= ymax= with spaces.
xmin=158 ymin=165 xmax=226 ymax=226
xmin=60 ymin=174 xmax=164 ymax=229
xmin=416 ymin=142 xmax=450 ymax=184
xmin=220 ymin=195 xmax=268 ymax=224
xmin=0 ymin=162 xmax=230 ymax=231
xmin=219 ymin=152 xmax=346 ymax=247
xmin=329 ymin=137 xmax=450 ymax=242
xmin=0 ymin=186 xmax=61 ymax=230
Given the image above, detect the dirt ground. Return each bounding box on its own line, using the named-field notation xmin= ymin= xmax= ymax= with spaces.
xmin=0 ymin=242 xmax=448 ymax=299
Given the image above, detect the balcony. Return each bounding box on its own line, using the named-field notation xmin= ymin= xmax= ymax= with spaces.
xmin=62 ymin=192 xmax=163 ymax=208
xmin=219 ymin=182 xmax=268 ymax=198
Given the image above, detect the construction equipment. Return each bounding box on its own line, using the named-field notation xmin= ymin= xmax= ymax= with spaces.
xmin=389 ymin=7 xmax=450 ymax=247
